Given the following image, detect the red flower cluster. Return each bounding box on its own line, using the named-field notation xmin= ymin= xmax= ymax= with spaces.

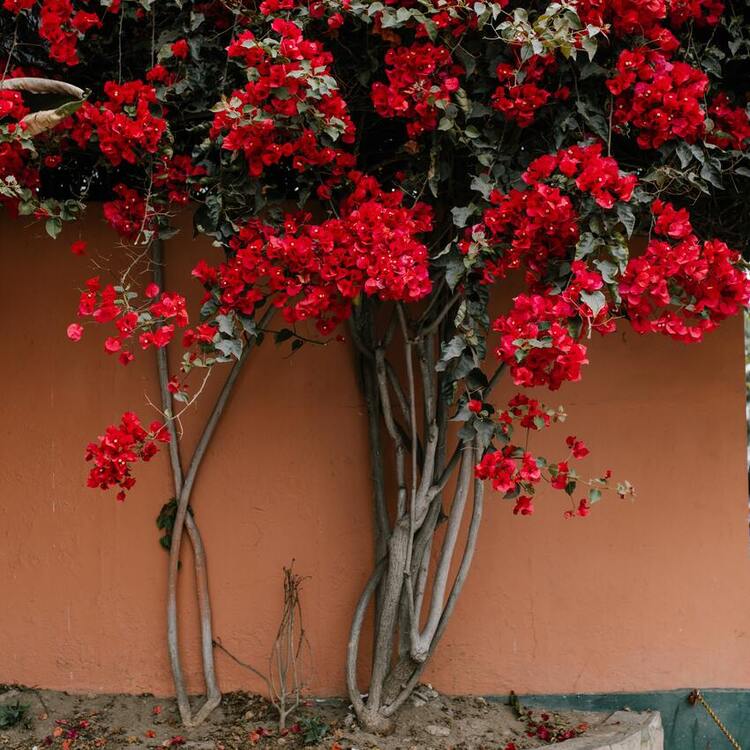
xmin=0 ymin=140 xmax=39 ymax=213
xmin=464 ymin=183 xmax=579 ymax=285
xmin=493 ymin=293 xmax=590 ymax=390
xmin=72 ymin=81 xmax=167 ymax=166
xmin=259 ymin=0 xmax=349 ymax=28
xmin=102 ymin=183 xmax=152 ymax=240
xmin=474 ymin=395 xmax=608 ymax=516
xmin=85 ymin=412 xmax=169 ymax=501
xmin=529 ymin=142 xmax=638 ymax=209
xmin=71 ymin=275 xmax=189 ymax=363
xmin=706 ymin=94 xmax=750 ymax=151
xmin=619 ymin=200 xmax=750 ymax=342
xmin=154 ymin=154 xmax=207 ymax=205
xmin=193 ymin=173 xmax=432 ymax=335
xmin=563 ymin=260 xmax=617 ymax=333
xmin=418 ymin=0 xmax=483 ymax=37
xmin=0 ymin=91 xmax=29 ymax=121
xmin=491 ymin=54 xmax=565 ymax=128
xmin=171 ymin=38 xmax=190 ymax=59
xmin=38 ymin=0 xmax=102 ymax=66
xmin=607 ymin=48 xmax=708 ymax=149
xmin=499 ymin=393 xmax=558 ymax=432
xmin=578 ymin=0 xmax=723 ymax=32
xmin=371 ymin=42 xmax=463 ymax=138
xmin=668 ymin=0 xmax=724 ymax=26
xmin=2 ymin=0 xmax=35 ymax=12
xmin=212 ymin=19 xmax=355 ymax=182
xmin=576 ymin=0 xmax=666 ymax=36
xmin=462 ymin=143 xmax=636 ymax=286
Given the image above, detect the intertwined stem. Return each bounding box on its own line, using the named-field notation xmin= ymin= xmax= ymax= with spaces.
xmin=152 ymin=239 xmax=272 ymax=726
xmin=346 ymin=296 xmax=490 ymax=734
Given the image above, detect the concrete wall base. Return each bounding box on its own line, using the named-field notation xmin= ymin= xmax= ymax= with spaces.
xmin=557 ymin=711 xmax=663 ymax=750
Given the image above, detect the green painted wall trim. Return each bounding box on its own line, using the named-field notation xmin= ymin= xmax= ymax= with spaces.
xmin=487 ymin=689 xmax=750 ymax=749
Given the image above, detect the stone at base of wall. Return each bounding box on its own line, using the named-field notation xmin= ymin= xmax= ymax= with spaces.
xmin=556 ymin=711 xmax=663 ymax=750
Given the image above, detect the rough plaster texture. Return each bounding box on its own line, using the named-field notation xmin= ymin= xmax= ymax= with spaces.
xmin=1 ymin=213 xmax=748 ymax=698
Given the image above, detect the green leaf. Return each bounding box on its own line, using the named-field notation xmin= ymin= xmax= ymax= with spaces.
xmin=274 ymin=328 xmax=295 ymax=344
xmin=445 ymin=256 xmax=466 ymax=291
xmin=214 ymin=338 xmax=243 ymax=359
xmin=616 ymin=203 xmax=636 ymax=238
xmin=475 ymin=419 xmax=496 ymax=449
xmin=436 ymin=335 xmax=466 ymax=371
xmin=45 ymin=217 xmax=63 ymax=238
xmin=451 ymin=205 xmax=475 ymax=227
xmin=575 ymin=232 xmax=597 ymax=258
xmin=580 ymin=290 xmax=606 ymax=317
xmin=466 ymin=367 xmax=489 ymax=391
xmin=700 ymin=161 xmax=723 ymax=189
xmin=216 ymin=314 xmax=234 ymax=336
xmin=470 ymin=173 xmax=493 ymax=200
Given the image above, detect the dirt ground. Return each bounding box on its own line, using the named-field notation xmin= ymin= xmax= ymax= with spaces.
xmin=0 ymin=685 xmax=605 ymax=750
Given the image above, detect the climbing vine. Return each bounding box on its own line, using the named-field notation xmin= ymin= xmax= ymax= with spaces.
xmin=2 ymin=0 xmax=750 ymax=732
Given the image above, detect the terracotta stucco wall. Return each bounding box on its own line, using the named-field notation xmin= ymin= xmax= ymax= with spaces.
xmin=1 ymin=213 xmax=748 ymax=698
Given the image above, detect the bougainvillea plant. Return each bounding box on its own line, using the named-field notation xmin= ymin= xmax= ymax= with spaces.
xmin=2 ymin=0 xmax=750 ymax=734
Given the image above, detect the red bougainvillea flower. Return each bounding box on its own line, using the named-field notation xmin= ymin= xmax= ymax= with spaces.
xmin=102 ymin=183 xmax=153 ymax=241
xmin=607 ymin=48 xmax=708 ymax=149
xmin=66 ymin=323 xmax=83 ymax=341
xmin=0 ymin=90 xmax=30 ymax=121
xmin=620 ymin=200 xmax=750 ymax=342
xmin=74 ymin=275 xmax=189 ymax=364
xmin=491 ymin=54 xmax=566 ymax=128
xmin=475 ymin=395 xmax=612 ymax=516
xmin=492 ymin=293 xmax=590 ymax=390
xmin=85 ymin=412 xmax=170 ymax=501
xmin=153 ymin=154 xmax=207 ymax=205
xmin=70 ymin=240 xmax=87 ymax=256
xmin=193 ymin=172 xmax=432 ymax=336
xmin=3 ymin=0 xmax=36 ymax=12
xmin=576 ymin=0 xmax=666 ymax=36
xmin=462 ymin=143 xmax=636 ymax=288
xmin=705 ymin=94 xmax=750 ymax=151
xmin=171 ymin=38 xmax=190 ymax=58
xmin=566 ymin=435 xmax=590 ymax=459
xmin=72 ymin=81 xmax=167 ymax=167
xmin=211 ymin=20 xmax=355 ymax=181
xmin=35 ymin=0 xmax=103 ymax=66
xmin=371 ymin=42 xmax=463 ymax=138
xmin=668 ymin=0 xmax=724 ymax=27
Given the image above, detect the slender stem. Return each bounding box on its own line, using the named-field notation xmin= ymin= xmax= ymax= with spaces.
xmin=383 ymin=446 xmax=484 ymax=718
xmin=163 ymin=292 xmax=274 ymax=725
xmin=151 ymin=240 xmax=192 ymax=724
xmin=346 ymin=558 xmax=387 ymax=717
xmin=412 ymin=445 xmax=474 ymax=660
xmin=213 ymin=638 xmax=271 ymax=690
xmin=356 ymin=306 xmax=391 ymax=637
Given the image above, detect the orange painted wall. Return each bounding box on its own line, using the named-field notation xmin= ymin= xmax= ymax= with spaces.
xmin=1 ymin=212 xmax=748 ymax=698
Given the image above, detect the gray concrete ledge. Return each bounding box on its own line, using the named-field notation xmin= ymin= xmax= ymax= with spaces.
xmin=556 ymin=710 xmax=663 ymax=750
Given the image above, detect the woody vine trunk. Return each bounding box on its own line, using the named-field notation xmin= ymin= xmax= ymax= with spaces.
xmin=152 ymin=239 xmax=273 ymax=727
xmin=346 ymin=291 xmax=497 ymax=734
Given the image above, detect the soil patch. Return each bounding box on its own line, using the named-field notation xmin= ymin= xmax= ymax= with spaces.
xmin=0 ymin=685 xmax=607 ymax=750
